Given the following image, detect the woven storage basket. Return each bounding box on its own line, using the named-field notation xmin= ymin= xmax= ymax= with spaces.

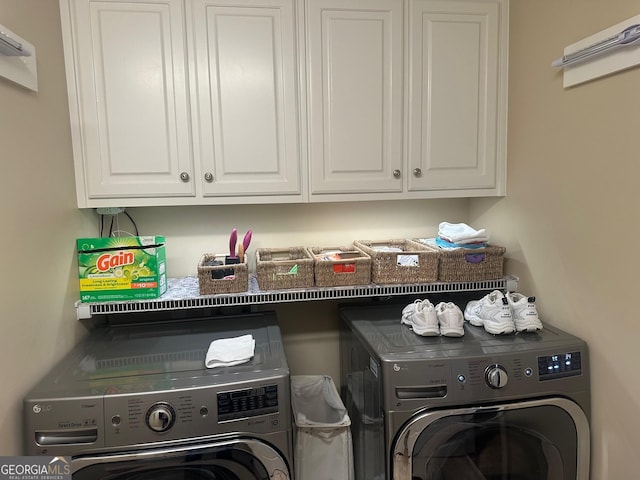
xmin=353 ymin=239 xmax=439 ymax=284
xmin=256 ymin=247 xmax=315 ymax=290
xmin=437 ymin=245 xmax=506 ymax=282
xmin=198 ymin=254 xmax=249 ymax=295
xmin=308 ymin=246 xmax=372 ymax=287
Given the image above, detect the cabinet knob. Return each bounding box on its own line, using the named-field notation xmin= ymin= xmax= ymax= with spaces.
xmin=393 ymin=169 xmax=401 ymax=179
xmin=179 ymin=172 xmax=190 ymax=182
xmin=204 ymin=172 xmax=214 ymax=183
xmin=413 ymin=168 xmax=422 ymax=177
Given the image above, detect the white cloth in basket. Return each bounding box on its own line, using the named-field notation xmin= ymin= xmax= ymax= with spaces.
xmin=438 ymin=222 xmax=489 ymax=244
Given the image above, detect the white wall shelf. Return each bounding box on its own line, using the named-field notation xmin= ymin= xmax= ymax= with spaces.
xmin=75 ymin=274 xmax=519 ymax=320
xmin=0 ymin=23 xmax=37 ymax=91
xmin=553 ymin=15 xmax=640 ymax=87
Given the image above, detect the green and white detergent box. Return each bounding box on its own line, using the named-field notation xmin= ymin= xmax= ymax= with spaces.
xmin=77 ymin=236 xmax=167 ymax=302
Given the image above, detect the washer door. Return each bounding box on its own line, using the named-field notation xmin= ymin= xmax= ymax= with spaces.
xmin=72 ymin=438 xmax=290 ymax=480
xmin=392 ymin=397 xmax=589 ymax=480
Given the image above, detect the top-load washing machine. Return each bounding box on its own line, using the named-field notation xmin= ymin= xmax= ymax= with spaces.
xmin=339 ymin=301 xmax=590 ymax=480
xmin=24 ymin=311 xmax=293 ymax=479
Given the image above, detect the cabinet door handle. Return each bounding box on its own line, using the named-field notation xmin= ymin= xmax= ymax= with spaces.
xmin=413 ymin=168 xmax=422 ymax=177
xmin=204 ymin=172 xmax=214 ymax=183
xmin=393 ymin=169 xmax=401 ymax=178
xmin=179 ymin=172 xmax=190 ymax=182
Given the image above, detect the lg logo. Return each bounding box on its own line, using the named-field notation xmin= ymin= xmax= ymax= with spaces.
xmin=32 ymin=404 xmax=52 ymax=414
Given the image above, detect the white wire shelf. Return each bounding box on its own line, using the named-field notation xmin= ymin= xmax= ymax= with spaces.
xmin=75 ymin=274 xmax=518 ymax=319
xmin=75 ymin=275 xmax=519 ymax=319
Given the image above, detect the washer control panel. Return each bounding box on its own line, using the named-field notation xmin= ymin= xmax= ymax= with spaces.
xmin=100 ymin=376 xmax=289 ymax=448
xmin=217 ymin=385 xmax=279 ymax=422
xmin=538 ymin=351 xmax=582 ymax=380
xmin=432 ymin=346 xmax=589 ymax=406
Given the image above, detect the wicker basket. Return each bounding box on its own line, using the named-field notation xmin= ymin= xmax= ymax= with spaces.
xmin=437 ymin=245 xmax=506 ymax=282
xmin=353 ymin=239 xmax=439 ymax=284
xmin=198 ymin=254 xmax=249 ymax=295
xmin=256 ymin=247 xmax=315 ymax=290
xmin=309 ymin=246 xmax=372 ymax=287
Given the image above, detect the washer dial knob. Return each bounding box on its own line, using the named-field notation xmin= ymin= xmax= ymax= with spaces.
xmin=146 ymin=402 xmax=176 ymax=432
xmin=485 ymin=364 xmax=508 ymax=389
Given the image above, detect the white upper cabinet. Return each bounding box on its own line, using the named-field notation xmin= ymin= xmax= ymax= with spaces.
xmin=406 ymin=0 xmax=507 ymax=195
xmin=61 ymin=0 xmax=302 ymax=207
xmin=61 ymin=0 xmax=195 ymax=204
xmin=190 ymin=0 xmax=302 ymax=198
xmin=306 ymin=0 xmax=507 ymax=202
xmin=306 ymin=0 xmax=403 ymax=196
xmin=61 ymin=0 xmax=508 ymax=207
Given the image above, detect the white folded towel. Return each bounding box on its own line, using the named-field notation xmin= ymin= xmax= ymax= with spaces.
xmin=438 ymin=222 xmax=489 ymax=244
xmin=205 ymin=334 xmax=255 ymax=368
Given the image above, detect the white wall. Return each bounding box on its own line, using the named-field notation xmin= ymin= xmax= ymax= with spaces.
xmin=0 ymin=1 xmax=94 ymax=455
xmin=471 ymin=1 xmax=640 ymax=478
xmin=127 ymin=201 xmax=468 ymax=276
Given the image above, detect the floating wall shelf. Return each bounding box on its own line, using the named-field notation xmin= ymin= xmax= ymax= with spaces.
xmin=0 ymin=23 xmax=37 ymax=91
xmin=553 ymin=15 xmax=640 ymax=87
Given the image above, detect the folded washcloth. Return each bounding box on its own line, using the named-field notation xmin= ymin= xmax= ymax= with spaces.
xmin=205 ymin=334 xmax=255 ymax=368
xmin=435 ymin=237 xmax=487 ymax=250
xmin=438 ymin=222 xmax=489 ymax=244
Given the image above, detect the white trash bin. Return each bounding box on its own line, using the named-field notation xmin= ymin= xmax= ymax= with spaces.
xmin=291 ymin=375 xmax=354 ymax=480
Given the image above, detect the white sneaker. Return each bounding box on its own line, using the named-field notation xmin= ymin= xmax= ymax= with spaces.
xmin=436 ymin=302 xmax=464 ymax=337
xmin=401 ymin=299 xmax=439 ymax=336
xmin=464 ymin=290 xmax=515 ymax=335
xmin=507 ymin=292 xmax=543 ymax=332
xmin=402 ymin=299 xmax=422 ymax=322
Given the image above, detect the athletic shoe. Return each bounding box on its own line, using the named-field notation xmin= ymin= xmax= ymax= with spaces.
xmin=464 ymin=290 xmax=515 ymax=335
xmin=436 ymin=302 xmax=465 ymax=337
xmin=401 ymin=299 xmax=439 ymax=336
xmin=402 ymin=299 xmax=422 ymax=323
xmin=507 ymin=292 xmax=543 ymax=332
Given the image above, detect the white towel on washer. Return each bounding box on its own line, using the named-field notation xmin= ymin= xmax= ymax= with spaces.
xmin=205 ymin=334 xmax=255 ymax=368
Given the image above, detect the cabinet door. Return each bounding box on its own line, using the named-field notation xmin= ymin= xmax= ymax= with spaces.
xmin=191 ymin=0 xmax=302 ymax=198
xmin=307 ymin=0 xmax=403 ymax=195
xmin=64 ymin=0 xmax=195 ymax=204
xmin=407 ymin=0 xmax=507 ymax=193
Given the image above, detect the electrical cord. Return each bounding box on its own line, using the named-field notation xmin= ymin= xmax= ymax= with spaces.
xmin=97 ymin=209 xmax=140 ymax=237
xmin=124 ymin=210 xmax=139 ymax=236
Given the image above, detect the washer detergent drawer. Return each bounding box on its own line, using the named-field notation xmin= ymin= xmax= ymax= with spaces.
xmin=72 ymin=438 xmax=290 ymax=479
xmin=392 ymin=398 xmax=589 ymax=480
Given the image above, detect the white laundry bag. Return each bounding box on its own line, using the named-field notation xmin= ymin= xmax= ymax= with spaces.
xmin=291 ymin=375 xmax=354 ymax=480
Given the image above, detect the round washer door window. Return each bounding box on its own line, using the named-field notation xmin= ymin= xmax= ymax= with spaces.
xmin=393 ymin=398 xmax=589 ymax=480
xmin=420 ymin=423 xmax=564 ymax=480
xmin=72 ymin=440 xmax=290 ymax=480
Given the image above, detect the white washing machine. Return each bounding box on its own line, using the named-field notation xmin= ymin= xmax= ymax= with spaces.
xmin=339 ymin=301 xmax=590 ymax=480
xmin=24 ymin=311 xmax=293 ymax=479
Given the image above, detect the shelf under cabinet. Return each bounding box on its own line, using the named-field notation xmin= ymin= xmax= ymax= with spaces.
xmin=75 ymin=275 xmax=519 ymax=320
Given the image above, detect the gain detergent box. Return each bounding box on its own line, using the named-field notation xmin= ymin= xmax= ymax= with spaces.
xmin=77 ymin=236 xmax=167 ymax=302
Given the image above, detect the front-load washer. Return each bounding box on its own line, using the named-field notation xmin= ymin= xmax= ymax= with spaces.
xmin=24 ymin=311 xmax=292 ymax=479
xmin=339 ymin=302 xmax=590 ymax=480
